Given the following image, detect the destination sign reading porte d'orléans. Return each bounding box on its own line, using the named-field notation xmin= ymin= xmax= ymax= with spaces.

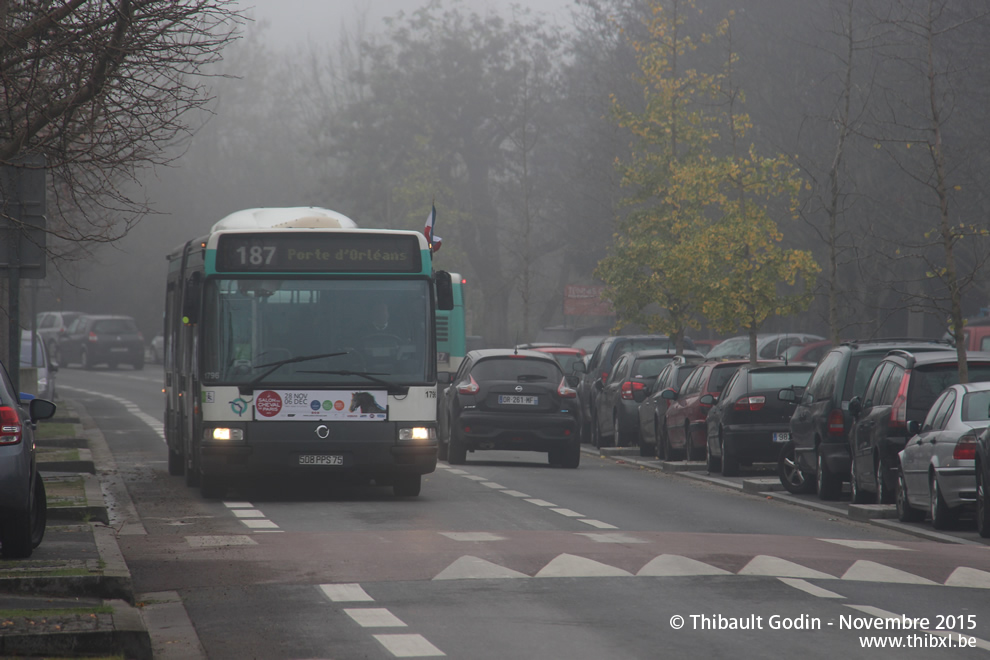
xmin=215 ymin=233 xmax=422 ymax=273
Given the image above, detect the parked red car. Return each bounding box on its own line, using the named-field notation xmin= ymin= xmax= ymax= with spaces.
xmin=660 ymin=360 xmax=748 ymax=461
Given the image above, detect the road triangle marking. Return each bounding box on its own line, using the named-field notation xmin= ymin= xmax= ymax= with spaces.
xmin=535 ymin=554 xmax=632 ymax=578
xmin=738 ymin=555 xmax=835 ymax=579
xmin=943 ymin=566 xmax=990 ymax=589
xmin=637 ymin=555 xmax=731 ymax=576
xmin=433 ymin=556 xmax=528 ymax=580
xmin=841 ymin=560 xmax=935 ymax=585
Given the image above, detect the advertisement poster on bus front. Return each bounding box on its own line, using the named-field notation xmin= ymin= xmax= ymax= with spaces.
xmin=253 ymin=389 xmax=387 ymax=421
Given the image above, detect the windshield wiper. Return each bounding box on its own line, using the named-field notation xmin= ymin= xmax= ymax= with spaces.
xmin=297 ymin=369 xmax=409 ymax=395
xmin=240 ymin=351 xmax=349 ymax=393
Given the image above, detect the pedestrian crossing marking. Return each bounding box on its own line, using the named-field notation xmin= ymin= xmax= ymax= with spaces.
xmin=320 ymin=583 xmax=374 ymax=602
xmin=738 ymin=555 xmax=835 ymax=580
xmin=433 ymin=556 xmax=528 ymax=580
xmin=373 ymin=633 xmax=446 ymax=657
xmin=185 ymin=535 xmax=257 ymax=548
xmin=535 ymin=553 xmax=632 ymax=578
xmin=345 ymin=608 xmax=407 ymax=628
xmin=637 ymin=554 xmax=731 ymax=576
xmin=944 ymin=566 xmax=990 ymax=589
xmin=577 ymin=533 xmax=647 ymax=544
xmin=841 ymin=560 xmax=935 ymax=584
xmin=817 ymin=538 xmax=910 ymax=551
xmin=438 ymin=532 xmax=507 ymax=542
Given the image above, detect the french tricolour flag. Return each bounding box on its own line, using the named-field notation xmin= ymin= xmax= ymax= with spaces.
xmin=424 ymin=204 xmax=441 ymax=251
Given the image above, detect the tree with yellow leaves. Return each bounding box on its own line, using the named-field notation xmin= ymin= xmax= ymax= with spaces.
xmin=597 ymin=0 xmax=819 ymax=362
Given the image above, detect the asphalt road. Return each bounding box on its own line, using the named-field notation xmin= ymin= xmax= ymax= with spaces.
xmin=57 ymin=365 xmax=990 ymax=659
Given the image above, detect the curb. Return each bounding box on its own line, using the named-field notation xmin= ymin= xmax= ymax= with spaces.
xmin=45 ymin=472 xmax=110 ymax=525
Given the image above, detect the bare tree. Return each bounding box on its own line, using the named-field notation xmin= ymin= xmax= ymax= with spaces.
xmin=0 ymin=0 xmax=243 ymax=365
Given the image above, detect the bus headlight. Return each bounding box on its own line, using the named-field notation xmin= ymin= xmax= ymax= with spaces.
xmin=205 ymin=427 xmax=245 ymax=444
xmin=398 ymin=427 xmax=436 ymax=443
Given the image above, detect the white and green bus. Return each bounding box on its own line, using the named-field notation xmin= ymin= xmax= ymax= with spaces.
xmin=163 ymin=207 xmax=453 ymax=498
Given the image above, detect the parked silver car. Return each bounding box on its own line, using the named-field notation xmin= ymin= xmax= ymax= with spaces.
xmin=0 ymin=357 xmax=57 ymax=558
xmin=897 ymin=382 xmax=989 ymax=529
xmin=20 ymin=330 xmax=57 ymax=401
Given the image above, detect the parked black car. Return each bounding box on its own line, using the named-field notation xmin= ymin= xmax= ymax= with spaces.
xmin=704 ymin=362 xmax=814 ymax=477
xmin=438 ymin=349 xmax=581 ymax=467
xmin=976 ymin=425 xmax=990 ymax=538
xmin=577 ymin=335 xmax=696 ymax=444
xmin=0 ymin=358 xmax=57 ymax=558
xmin=637 ymin=356 xmax=705 ymax=458
xmin=848 ymin=349 xmax=990 ymax=504
xmin=786 ymin=339 xmax=955 ymax=499
xmin=57 ymin=314 xmax=145 ymax=370
xmin=593 ymin=349 xmax=704 ymax=452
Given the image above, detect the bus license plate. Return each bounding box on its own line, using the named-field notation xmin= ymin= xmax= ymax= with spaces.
xmin=299 ymin=454 xmax=344 ymax=466
xmin=498 ymin=395 xmax=537 ymax=405
xmin=773 ymin=432 xmax=790 ymax=443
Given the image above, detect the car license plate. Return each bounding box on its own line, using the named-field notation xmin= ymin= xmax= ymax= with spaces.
xmin=773 ymin=432 xmax=790 ymax=443
xmin=498 ymin=395 xmax=538 ymax=405
xmin=110 ymin=347 xmax=128 ymax=353
xmin=299 ymin=454 xmax=344 ymax=466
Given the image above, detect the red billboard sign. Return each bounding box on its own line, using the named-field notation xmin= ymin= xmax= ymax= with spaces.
xmin=563 ymin=285 xmax=613 ymax=316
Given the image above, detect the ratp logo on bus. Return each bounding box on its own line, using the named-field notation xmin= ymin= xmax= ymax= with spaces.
xmin=255 ymin=390 xmax=283 ymax=417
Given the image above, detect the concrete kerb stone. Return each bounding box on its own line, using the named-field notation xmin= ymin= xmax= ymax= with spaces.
xmin=44 ymin=472 xmax=110 ymax=525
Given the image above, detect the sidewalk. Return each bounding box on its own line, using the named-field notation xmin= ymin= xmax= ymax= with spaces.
xmin=0 ymin=401 xmax=152 ymax=659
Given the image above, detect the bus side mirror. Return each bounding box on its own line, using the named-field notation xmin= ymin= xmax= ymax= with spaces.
xmin=435 ymin=271 xmax=454 ymax=311
xmin=182 ymin=272 xmax=203 ymax=325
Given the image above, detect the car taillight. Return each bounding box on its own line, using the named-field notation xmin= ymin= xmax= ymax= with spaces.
xmin=457 ymin=374 xmax=480 ymax=395
xmin=558 ymin=377 xmax=577 ymax=398
xmin=734 ymin=395 xmax=766 ymax=412
xmin=889 ymin=371 xmax=911 ymax=429
xmin=0 ymin=406 xmax=23 ymax=445
xmin=88 ymin=331 xmax=99 ymax=343
xmin=954 ymin=434 xmax=977 ymax=460
xmin=600 ymin=371 xmax=608 ymax=384
xmin=620 ymin=381 xmax=644 ymax=400
xmin=828 ymin=409 xmax=845 ymax=435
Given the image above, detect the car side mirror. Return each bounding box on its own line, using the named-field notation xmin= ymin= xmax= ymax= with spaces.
xmin=660 ymin=388 xmax=677 ymax=401
xmin=437 ymin=371 xmax=453 ymax=385
xmin=29 ymin=398 xmax=56 ymax=422
xmin=778 ymin=388 xmax=796 ymax=402
xmin=848 ymin=396 xmax=863 ymax=417
xmin=699 ymin=394 xmax=715 ymax=406
xmin=571 ymin=361 xmax=587 ymax=375
xmin=906 ymin=419 xmax=921 ymax=436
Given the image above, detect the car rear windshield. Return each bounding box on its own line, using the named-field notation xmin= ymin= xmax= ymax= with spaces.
xmin=749 ymin=368 xmax=813 ymax=391
xmin=92 ymin=319 xmax=138 ymax=334
xmin=908 ymin=363 xmax=990 ymax=412
xmin=632 ymin=356 xmax=677 ymax=379
xmin=845 ymin=354 xmax=886 ymax=400
xmin=472 ymin=358 xmax=561 ymax=382
xmin=610 ymin=339 xmax=674 ymax=365
xmin=709 ymin=364 xmax=743 ymax=392
xmin=962 ymin=391 xmax=990 ymax=422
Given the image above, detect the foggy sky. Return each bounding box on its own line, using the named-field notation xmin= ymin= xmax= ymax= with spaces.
xmin=239 ymin=0 xmax=573 ymax=45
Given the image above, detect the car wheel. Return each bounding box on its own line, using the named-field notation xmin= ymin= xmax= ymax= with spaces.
xmin=705 ymin=442 xmax=721 ymax=473
xmin=1 ymin=477 xmax=45 ymax=559
xmin=167 ymin=448 xmax=185 ymax=476
xmin=665 ymin=424 xmax=683 ymax=462
xmin=977 ymin=468 xmax=990 ymax=539
xmin=393 ymin=474 xmax=421 ymax=497
xmin=896 ymin=469 xmax=924 ymax=522
xmin=876 ymin=458 xmax=895 ymax=505
xmin=185 ymin=439 xmax=200 ymax=487
xmin=778 ymin=441 xmax=814 ymax=494
xmin=850 ymin=453 xmax=871 ymax=504
xmin=816 ymin=447 xmax=841 ymax=501
xmin=560 ymin=441 xmax=580 ymax=469
xmin=929 ymin=476 xmax=956 ymax=530
xmin=612 ymin=414 xmax=621 ymax=448
xmin=448 ymin=428 xmax=467 ymax=465
xmin=591 ymin=415 xmax=602 ymax=449
xmin=654 ymin=418 xmax=665 ymax=460
xmin=719 ymin=434 xmax=739 ymax=477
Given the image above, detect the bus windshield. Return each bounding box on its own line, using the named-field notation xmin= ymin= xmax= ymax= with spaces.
xmin=201 ymin=278 xmax=432 ymax=387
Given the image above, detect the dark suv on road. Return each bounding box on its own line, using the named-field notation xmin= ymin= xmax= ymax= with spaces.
xmin=438 ymin=349 xmax=581 ymax=468
xmin=57 ymin=314 xmax=145 ymax=370
xmin=847 ymin=349 xmax=990 ymax=504
xmin=786 ymin=339 xmax=955 ymax=499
